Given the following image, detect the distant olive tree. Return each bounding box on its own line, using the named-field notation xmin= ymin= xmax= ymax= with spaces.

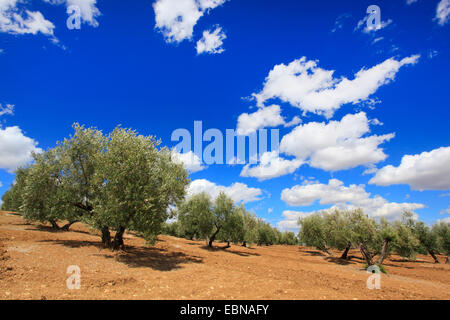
xmin=433 ymin=221 xmax=450 ymax=264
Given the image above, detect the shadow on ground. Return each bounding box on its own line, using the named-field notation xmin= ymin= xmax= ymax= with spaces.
xmin=114 ymin=246 xmax=203 ymax=271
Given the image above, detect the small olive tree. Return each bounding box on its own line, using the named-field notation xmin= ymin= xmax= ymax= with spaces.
xmin=178 ymin=192 xmax=215 ymax=242
xmin=433 ymin=221 xmax=450 ymax=264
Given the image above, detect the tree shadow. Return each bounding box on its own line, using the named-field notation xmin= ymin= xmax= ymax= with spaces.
xmin=323 ymin=256 xmax=355 ymax=265
xmin=198 ymin=244 xmax=260 ymax=257
xmin=303 ymin=250 xmax=326 ymax=256
xmin=38 ymin=239 xmax=102 ymax=249
xmin=26 ymin=224 xmax=94 ymax=236
xmin=222 ymin=247 xmax=260 ymax=257
xmin=114 ymin=245 xmax=203 ymax=271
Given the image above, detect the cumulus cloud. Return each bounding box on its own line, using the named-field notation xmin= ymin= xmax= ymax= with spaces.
xmin=440 ymin=206 xmax=450 ymax=215
xmin=369 ymin=147 xmax=450 ymax=191
xmin=435 ymin=0 xmax=450 ymax=26
xmin=252 ymin=55 xmax=419 ymax=118
xmin=153 ymin=0 xmax=226 ymax=43
xmin=172 ymin=150 xmax=206 ymax=173
xmin=236 ymin=105 xmax=285 ymax=135
xmin=240 ymin=151 xmax=303 ymax=181
xmin=44 ymin=0 xmax=101 ymax=27
xmin=277 ymin=210 xmax=316 ymax=232
xmin=0 ymin=1 xmax=55 ymax=36
xmin=0 ymin=126 xmax=42 ymax=172
xmin=196 ymin=25 xmax=226 ymax=54
xmin=281 ymin=179 xmax=424 ymax=221
xmin=188 ymin=179 xmax=263 ymax=203
xmin=280 ymin=112 xmax=394 ymax=172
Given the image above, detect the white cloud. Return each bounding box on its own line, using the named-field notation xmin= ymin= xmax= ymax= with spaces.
xmin=0 ymin=126 xmax=42 ymax=173
xmin=196 ymin=25 xmax=226 ymax=54
xmin=435 ymin=0 xmax=450 ymax=25
xmin=440 ymin=206 xmax=450 ymax=215
xmin=406 ymin=0 xmax=418 ymax=5
xmin=280 ymin=112 xmax=394 ymax=172
xmin=284 ymin=116 xmax=302 ymax=128
xmin=281 ymin=179 xmax=424 ymax=220
xmin=0 ymin=104 xmax=14 ymax=116
xmin=277 ymin=210 xmax=316 ymax=232
xmin=240 ymin=151 xmax=303 ymax=181
xmin=236 ymin=105 xmax=285 ymax=135
xmin=438 ymin=217 xmax=450 ymax=224
xmin=188 ymin=179 xmax=263 ymax=203
xmin=44 ymin=0 xmax=101 ymax=27
xmin=252 ymin=55 xmax=419 ymax=118
xmin=0 ymin=1 xmax=55 ymax=36
xmin=153 ymin=0 xmax=226 ymax=43
xmin=172 ymin=150 xmax=206 ymax=173
xmin=369 ymin=147 xmax=450 ymax=191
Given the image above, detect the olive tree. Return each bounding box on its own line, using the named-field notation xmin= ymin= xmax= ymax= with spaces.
xmin=1 ymin=167 xmax=29 ymax=212
xmin=93 ymin=127 xmax=188 ymax=250
xmin=21 ymin=149 xmax=81 ymax=230
xmin=178 ymin=192 xmax=215 ymax=242
xmin=433 ymin=221 xmax=450 ymax=264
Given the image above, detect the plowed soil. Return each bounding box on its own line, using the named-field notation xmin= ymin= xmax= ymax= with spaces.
xmin=0 ymin=211 xmax=449 ymax=300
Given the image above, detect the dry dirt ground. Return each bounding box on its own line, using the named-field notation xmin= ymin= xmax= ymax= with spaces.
xmin=0 ymin=211 xmax=449 ymax=300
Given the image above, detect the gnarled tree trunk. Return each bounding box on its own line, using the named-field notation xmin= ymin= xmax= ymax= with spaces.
xmin=101 ymin=226 xmax=111 ymax=248
xmin=61 ymin=221 xmax=78 ymax=231
xmin=112 ymin=226 xmax=125 ymax=251
xmin=49 ymin=220 xmax=60 ymax=230
xmin=377 ymin=239 xmax=390 ymax=265
xmin=340 ymin=242 xmax=352 ymax=260
xmin=360 ymin=242 xmax=374 ymax=266
xmin=208 ymin=227 xmax=221 ymax=248
xmin=428 ymin=249 xmax=440 ymax=264
xmin=242 ymin=241 xmax=247 ymax=247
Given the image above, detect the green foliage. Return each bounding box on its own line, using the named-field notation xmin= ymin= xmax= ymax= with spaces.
xmin=279 ymin=231 xmax=298 ymax=245
xmin=93 ymin=127 xmax=188 ymax=242
xmin=178 ymin=192 xmax=215 ymax=240
xmin=219 ymin=207 xmax=245 ymax=245
xmin=298 ymin=213 xmax=328 ymax=251
xmin=256 ymin=221 xmax=277 ymax=246
xmin=1 ymin=123 xmax=189 ymax=249
xmin=1 ymin=167 xmax=29 ymax=212
xmin=433 ymin=221 xmax=450 ymax=256
xmin=161 ymin=221 xmax=183 ymax=237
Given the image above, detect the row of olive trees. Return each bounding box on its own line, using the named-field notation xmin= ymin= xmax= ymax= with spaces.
xmin=1 ymin=124 xmax=189 ymax=250
xmin=298 ymin=209 xmax=450 ymax=265
xmin=162 ymin=192 xmax=298 ymax=248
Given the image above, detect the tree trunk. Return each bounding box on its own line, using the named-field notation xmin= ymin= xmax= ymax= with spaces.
xmin=242 ymin=241 xmax=247 ymax=247
xmin=323 ymin=247 xmax=334 ymax=256
xmin=208 ymin=227 xmax=221 ymax=248
xmin=225 ymin=241 xmax=230 ymax=248
xmin=360 ymin=242 xmax=374 ymax=266
xmin=340 ymin=242 xmax=352 ymax=260
xmin=112 ymin=227 xmax=125 ymax=251
xmin=101 ymin=226 xmax=111 ymax=248
xmin=377 ymin=239 xmax=390 ymax=265
xmin=427 ymin=249 xmax=440 ymax=264
xmin=61 ymin=221 xmax=78 ymax=231
xmin=446 ymin=255 xmax=449 ymax=265
xmin=49 ymin=220 xmax=60 ymax=230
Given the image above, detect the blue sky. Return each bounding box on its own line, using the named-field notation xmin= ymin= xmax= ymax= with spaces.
xmin=0 ymin=0 xmax=449 ymax=232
